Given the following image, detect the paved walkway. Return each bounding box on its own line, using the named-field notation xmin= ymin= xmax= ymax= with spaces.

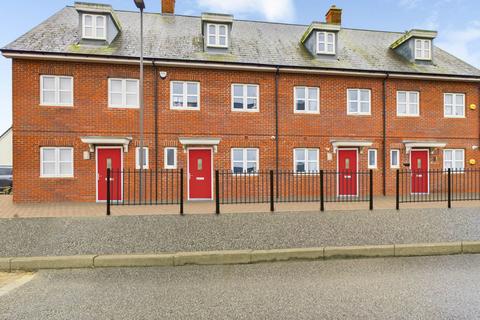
xmin=1 ymin=195 xmax=479 ymax=218
xmin=1 ymin=207 xmax=479 ymax=257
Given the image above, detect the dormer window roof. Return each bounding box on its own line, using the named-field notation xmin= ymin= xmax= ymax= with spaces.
xmin=207 ymin=23 xmax=228 ymax=48
xmin=414 ymin=39 xmax=431 ymax=60
xmin=82 ymin=14 xmax=107 ymax=40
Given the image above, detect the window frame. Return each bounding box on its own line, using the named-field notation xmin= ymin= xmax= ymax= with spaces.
xmin=82 ymin=14 xmax=107 ymax=40
xmin=231 ymin=84 xmax=260 ymax=112
xmin=108 ymin=78 xmax=140 ymax=109
xmin=414 ymin=39 xmax=432 ymax=60
xmin=206 ymin=23 xmax=229 ymax=48
xmin=170 ymin=81 xmax=200 ymax=110
xmin=443 ymin=149 xmax=465 ymax=171
xmin=40 ymin=75 xmax=74 ymax=107
xmin=164 ymin=147 xmax=178 ymax=169
xmin=316 ymin=31 xmax=336 ymax=55
xmin=231 ymin=148 xmax=259 ymax=174
xmin=396 ymin=91 xmax=420 ymax=117
xmin=293 ymin=148 xmax=320 ymax=173
xmin=135 ymin=147 xmax=149 ymax=170
xmin=40 ymin=147 xmax=74 ymax=178
xmin=368 ymin=149 xmax=377 ymax=169
xmin=390 ymin=149 xmax=400 ymax=169
xmin=444 ymin=93 xmax=465 ymax=118
xmin=347 ymin=89 xmax=371 ymax=115
xmin=294 ymin=86 xmax=320 ymax=114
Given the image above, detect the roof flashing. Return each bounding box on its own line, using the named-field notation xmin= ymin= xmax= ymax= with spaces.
xmin=201 ymin=12 xmax=234 ymax=24
xmin=390 ymin=29 xmax=437 ymax=49
xmin=301 ymin=22 xmax=340 ymax=44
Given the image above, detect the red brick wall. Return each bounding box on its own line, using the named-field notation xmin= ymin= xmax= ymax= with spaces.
xmin=11 ymin=59 xmax=480 ymax=202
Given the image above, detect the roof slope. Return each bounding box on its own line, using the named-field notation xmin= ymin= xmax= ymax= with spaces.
xmin=3 ymin=6 xmax=480 ymax=77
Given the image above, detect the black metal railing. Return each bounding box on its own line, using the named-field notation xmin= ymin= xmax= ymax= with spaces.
xmin=396 ymin=168 xmax=480 ymax=209
xmin=215 ymin=169 xmax=373 ymax=214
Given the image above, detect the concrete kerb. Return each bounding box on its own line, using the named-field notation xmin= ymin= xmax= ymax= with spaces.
xmin=1 ymin=241 xmax=480 ymax=272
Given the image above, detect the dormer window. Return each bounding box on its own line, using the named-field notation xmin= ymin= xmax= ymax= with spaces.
xmin=207 ymin=23 xmax=228 ymax=48
xmin=316 ymin=31 xmax=335 ymax=55
xmin=414 ymin=39 xmax=431 ymax=60
xmin=82 ymin=14 xmax=106 ymax=40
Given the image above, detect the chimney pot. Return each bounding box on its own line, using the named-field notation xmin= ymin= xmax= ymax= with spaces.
xmin=162 ymin=0 xmax=176 ymax=14
xmin=326 ymin=5 xmax=342 ymax=25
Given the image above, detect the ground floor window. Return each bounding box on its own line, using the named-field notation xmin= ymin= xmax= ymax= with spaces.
xmin=294 ymin=148 xmax=319 ymax=173
xmin=40 ymin=147 xmax=74 ymax=177
xmin=390 ymin=149 xmax=400 ymax=168
xmin=443 ymin=149 xmax=464 ymax=171
xmin=368 ymin=149 xmax=377 ymax=169
xmin=135 ymin=147 xmax=149 ymax=169
xmin=164 ymin=147 xmax=177 ymax=169
xmin=232 ymin=148 xmax=259 ymax=173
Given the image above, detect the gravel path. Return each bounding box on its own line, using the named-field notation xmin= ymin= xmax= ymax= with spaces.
xmin=1 ymin=207 xmax=480 ymax=257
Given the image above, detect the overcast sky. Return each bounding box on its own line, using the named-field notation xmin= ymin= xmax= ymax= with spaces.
xmin=1 ymin=0 xmax=480 ymax=134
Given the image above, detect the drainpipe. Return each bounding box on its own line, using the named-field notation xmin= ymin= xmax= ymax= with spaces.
xmin=382 ymin=74 xmax=389 ymax=196
xmin=275 ymin=66 xmax=280 ymax=196
xmin=153 ymin=61 xmax=159 ymax=199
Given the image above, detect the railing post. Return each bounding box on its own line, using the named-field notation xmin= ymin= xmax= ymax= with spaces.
xmin=180 ymin=168 xmax=184 ymax=215
xmin=215 ymin=170 xmax=220 ymax=215
xmin=396 ymin=169 xmax=400 ymax=210
xmin=369 ymin=169 xmax=373 ymax=211
xmin=269 ymin=170 xmax=274 ymax=212
xmin=447 ymin=168 xmax=451 ymax=209
xmin=106 ymin=168 xmax=111 ymax=216
xmin=320 ymin=170 xmax=324 ymax=212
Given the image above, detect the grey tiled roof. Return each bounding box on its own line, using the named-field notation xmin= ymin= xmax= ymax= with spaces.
xmin=3 ymin=6 xmax=480 ymax=77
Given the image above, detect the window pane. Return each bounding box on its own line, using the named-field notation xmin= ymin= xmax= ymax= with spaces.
xmin=247 ymin=98 xmax=257 ymax=109
xmin=219 ymin=36 xmax=226 ymax=46
xmin=246 ymin=162 xmax=256 ymax=173
xmin=296 ymin=100 xmax=305 ymax=111
xmin=327 ymin=33 xmax=334 ymax=43
xmin=308 ymin=88 xmax=317 ymax=100
xmin=43 ymin=163 xmax=56 ymax=175
xmin=318 ymin=43 xmax=325 ymax=52
xmin=233 ymin=149 xmax=243 ymax=162
xmin=208 ymin=36 xmax=216 ymax=44
xmin=247 ymin=85 xmax=257 ymax=97
xmin=42 ymin=149 xmax=56 ymax=162
xmin=398 ymin=92 xmax=406 ymax=103
xmin=111 ymin=93 xmax=122 ymax=105
xmin=95 ymin=15 xmax=104 ymax=26
xmin=318 ymin=32 xmax=325 ymax=42
xmin=43 ymin=77 xmax=55 ymax=90
xmin=126 ymin=94 xmax=137 ymax=106
xmin=172 ymin=95 xmax=183 ymax=107
xmin=445 ymin=94 xmax=453 ymax=105
xmin=391 ymin=151 xmax=398 ymax=166
xmin=327 ymin=44 xmax=334 ymax=52
xmin=348 ymin=90 xmax=358 ymax=101
xmin=369 ymin=150 xmax=376 ymax=166
xmin=410 ymin=103 xmax=418 ymax=115
xmin=296 ymin=162 xmax=305 ymax=172
xmin=398 ymin=103 xmax=407 ymax=114
xmin=233 ymin=162 xmax=243 ymax=173
xmin=308 ymin=100 xmax=317 ymax=111
xmin=43 ymin=91 xmax=56 ymax=104
xmin=233 ymin=85 xmax=243 ymax=97
xmin=111 ymin=80 xmax=122 ymax=92
xmin=308 ymin=161 xmax=318 ymax=172
xmin=187 ymin=96 xmax=198 ymax=108
xmin=349 ymin=102 xmax=358 ymax=113
xmin=307 ymin=149 xmax=317 ymax=161
xmin=295 ymin=149 xmax=305 ymax=161
xmin=455 ymin=151 xmax=463 ymax=161
xmin=208 ymin=24 xmax=216 ymax=35
xmin=444 ymin=151 xmax=452 ymax=161
xmin=360 ymin=90 xmax=369 ymax=102
xmin=187 ymin=83 xmax=198 ymax=95
xmin=84 ymin=15 xmax=93 ymax=27
xmin=247 ymin=149 xmax=257 ymax=161
xmin=59 ymin=91 xmax=71 ymax=104
xmin=410 ymin=92 xmax=418 ymax=103
xmin=455 ymin=94 xmax=464 ymax=105
xmin=166 ymin=149 xmax=175 ymax=166
xmin=59 ymin=78 xmax=71 ymax=91
xmin=360 ymin=102 xmax=370 ymax=113
xmin=59 ymin=163 xmax=72 ymax=175
xmin=172 ymin=82 xmax=183 ymax=95
xmin=233 ymin=98 xmax=244 ymax=109
xmin=455 ymin=105 xmax=463 ymax=116
xmin=295 ymin=87 xmax=305 ymax=99
xmin=219 ymin=25 xmax=227 ymax=36
xmin=126 ymin=80 xmax=137 ymax=93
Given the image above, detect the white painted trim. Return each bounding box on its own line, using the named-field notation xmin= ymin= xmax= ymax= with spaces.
xmin=414 ymin=39 xmax=432 ymax=61
xmin=403 ymin=141 xmax=446 ymax=153
xmin=40 ymin=75 xmax=74 ymax=107
xmin=443 ymin=149 xmax=465 ymax=171
xmin=187 ymin=147 xmax=214 ymax=201
xmin=164 ymin=147 xmax=178 ymax=169
xmin=367 ymin=149 xmax=377 ymax=169
xmin=293 ymin=148 xmax=320 ymax=173
xmin=81 ymin=136 xmax=132 ymax=152
xmin=293 ymin=86 xmax=320 ymax=114
xmin=336 ymin=148 xmax=359 ymax=197
xmin=316 ymin=31 xmax=336 ymax=55
xmin=347 ymin=88 xmax=371 ymax=115
xmin=206 ymin=23 xmax=229 ymax=48
xmin=396 ymin=90 xmax=420 ymax=116
xmin=231 ymin=83 xmax=260 ymax=112
xmin=231 ymin=148 xmax=260 ymax=174
xmin=39 ymin=147 xmax=74 ymax=178
xmin=331 ymin=140 xmax=373 ymax=153
xmin=443 ymin=93 xmax=465 ymax=118
xmin=409 ymin=149 xmax=430 ymax=195
xmin=390 ymin=149 xmax=400 ymax=169
xmin=82 ymin=14 xmax=107 ymax=40
xmin=387 ymin=73 xmax=480 ymax=82
xmin=170 ymin=81 xmax=200 ymax=110
xmin=179 ymin=137 xmax=221 ymax=146
xmin=95 ymin=146 xmax=123 ymax=203
xmin=108 ymin=78 xmax=140 ymax=109
xmin=135 ymin=147 xmax=149 ymax=169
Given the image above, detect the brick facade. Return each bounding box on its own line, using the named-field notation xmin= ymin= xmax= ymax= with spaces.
xmin=11 ymin=59 xmax=480 ymax=202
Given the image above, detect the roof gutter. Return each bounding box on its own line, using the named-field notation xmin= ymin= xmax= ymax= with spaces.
xmin=3 ymin=51 xmax=480 ymax=82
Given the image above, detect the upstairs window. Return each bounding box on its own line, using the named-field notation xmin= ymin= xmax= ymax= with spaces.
xmin=40 ymin=147 xmax=74 ymax=178
xmin=316 ymin=31 xmax=335 ymax=54
xmin=294 ymin=148 xmax=319 ymax=173
xmin=171 ymin=81 xmax=200 ymax=110
xmin=232 ymin=84 xmax=259 ymax=111
xmin=444 ymin=93 xmax=465 ymax=118
xmin=108 ymin=79 xmax=139 ymax=108
xmin=397 ymin=91 xmax=419 ymax=116
xmin=232 ymin=148 xmax=259 ymax=174
xmin=347 ymin=89 xmax=371 ymax=115
xmin=415 ymin=39 xmax=431 ymax=60
xmin=294 ymin=87 xmax=319 ymax=113
xmin=83 ymin=14 xmax=106 ymax=40
xmin=207 ymin=23 xmax=228 ymax=48
xmin=444 ymin=149 xmax=464 ymax=171
xmin=40 ymin=75 xmax=73 ymax=107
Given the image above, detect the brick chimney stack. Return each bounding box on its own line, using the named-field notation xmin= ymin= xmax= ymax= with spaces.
xmin=325 ymin=5 xmax=342 ymax=25
xmin=162 ymin=0 xmax=176 ymax=14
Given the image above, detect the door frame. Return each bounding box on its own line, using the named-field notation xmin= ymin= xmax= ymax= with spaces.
xmin=187 ymin=147 xmax=214 ymax=201
xmin=409 ymin=149 xmax=430 ymax=195
xmin=336 ymin=148 xmax=359 ymax=197
xmin=95 ymin=146 xmax=124 ymax=203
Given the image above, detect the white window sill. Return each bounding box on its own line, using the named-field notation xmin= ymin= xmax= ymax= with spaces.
xmin=40 ymin=104 xmax=74 ymax=108
xmin=294 ymin=110 xmax=320 ymax=114
xmin=316 ymin=51 xmax=336 ymax=55
xmin=397 ymin=114 xmax=420 ymax=117
xmin=207 ymin=44 xmax=229 ymax=49
xmin=109 ymin=105 xmax=140 ymax=109
xmin=82 ymin=36 xmax=107 ymax=41
xmin=40 ymin=175 xmax=74 ymax=179
xmin=231 ymin=108 xmax=260 ymax=113
xmin=164 ymin=166 xmax=177 ymax=170
xmin=170 ymin=106 xmax=200 ymax=111
xmin=347 ymin=113 xmax=371 ymax=116
xmin=444 ymin=115 xmax=465 ymax=119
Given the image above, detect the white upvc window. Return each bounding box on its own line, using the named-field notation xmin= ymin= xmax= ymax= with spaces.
xmin=40 ymin=147 xmax=74 ymax=178
xmin=40 ymin=75 xmax=73 ymax=107
xmin=294 ymin=87 xmax=319 ymax=113
xmin=397 ymin=91 xmax=419 ymax=116
xmin=368 ymin=149 xmax=377 ymax=169
xmin=232 ymin=84 xmax=259 ymax=111
xmin=294 ymin=148 xmax=319 ymax=173
xmin=415 ymin=39 xmax=431 ymax=60
xmin=164 ymin=147 xmax=177 ymax=169
xmin=443 ymin=149 xmax=464 ymax=171
xmin=108 ymin=78 xmax=139 ymax=108
xmin=444 ymin=93 xmax=465 ymax=118
xmin=82 ymin=14 xmax=106 ymax=40
xmin=390 ymin=149 xmax=400 ymax=168
xmin=170 ymin=81 xmax=200 ymax=110
xmin=207 ymin=23 xmax=228 ymax=48
xmin=135 ymin=147 xmax=149 ymax=170
xmin=316 ymin=31 xmax=335 ymax=54
xmin=231 ymin=148 xmax=259 ymax=174
xmin=347 ymin=89 xmax=371 ymax=115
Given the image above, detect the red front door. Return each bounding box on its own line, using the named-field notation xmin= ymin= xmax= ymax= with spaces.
xmin=97 ymin=148 xmax=122 ymax=201
xmin=338 ymin=149 xmax=358 ymax=196
xmin=188 ymin=149 xmax=212 ymax=200
xmin=411 ymin=150 xmax=429 ymax=194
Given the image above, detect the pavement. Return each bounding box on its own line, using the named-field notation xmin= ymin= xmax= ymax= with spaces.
xmin=1 ymin=207 xmax=480 ymax=258
xmin=1 ymin=255 xmax=480 ymax=319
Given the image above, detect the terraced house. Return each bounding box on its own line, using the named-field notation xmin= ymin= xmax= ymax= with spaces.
xmin=2 ymin=0 xmax=480 ymax=203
